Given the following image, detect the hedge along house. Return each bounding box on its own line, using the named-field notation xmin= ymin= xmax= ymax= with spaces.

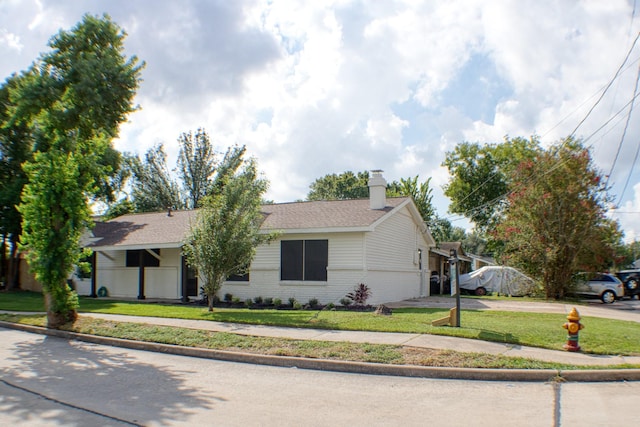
xmin=84 ymin=171 xmax=436 ymax=305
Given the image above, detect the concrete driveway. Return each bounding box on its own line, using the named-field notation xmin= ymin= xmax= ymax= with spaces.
xmin=386 ymin=296 xmax=640 ymax=323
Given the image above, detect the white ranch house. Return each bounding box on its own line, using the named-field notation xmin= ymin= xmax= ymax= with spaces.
xmin=83 ymin=172 xmax=438 ymax=305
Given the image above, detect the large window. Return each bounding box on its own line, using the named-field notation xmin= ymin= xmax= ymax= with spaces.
xmin=126 ymin=249 xmax=161 ymax=267
xmin=281 ymin=240 xmax=328 ymax=281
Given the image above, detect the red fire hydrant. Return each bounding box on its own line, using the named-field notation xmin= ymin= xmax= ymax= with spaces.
xmin=563 ymin=307 xmax=584 ymax=352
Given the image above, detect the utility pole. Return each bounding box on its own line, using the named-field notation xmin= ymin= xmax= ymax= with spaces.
xmin=450 ymin=248 xmax=461 ymax=327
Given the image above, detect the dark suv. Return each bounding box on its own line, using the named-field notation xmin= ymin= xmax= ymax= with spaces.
xmin=615 ymin=269 xmax=640 ymax=299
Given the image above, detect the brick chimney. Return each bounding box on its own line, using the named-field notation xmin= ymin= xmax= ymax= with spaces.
xmin=368 ymin=170 xmax=387 ymax=210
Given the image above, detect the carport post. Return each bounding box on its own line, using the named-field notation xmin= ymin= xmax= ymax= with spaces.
xmin=450 ymin=249 xmax=460 ymax=327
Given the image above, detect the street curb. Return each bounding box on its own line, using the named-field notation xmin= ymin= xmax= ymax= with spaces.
xmin=2 ymin=321 xmax=640 ymax=382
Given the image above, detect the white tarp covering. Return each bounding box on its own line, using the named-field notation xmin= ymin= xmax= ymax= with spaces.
xmin=458 ymin=266 xmax=535 ymax=296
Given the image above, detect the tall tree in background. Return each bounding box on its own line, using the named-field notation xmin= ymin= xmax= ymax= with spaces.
xmin=429 ymin=217 xmax=467 ymax=245
xmin=495 ymin=138 xmax=622 ymax=299
xmin=0 ymin=75 xmax=33 ymax=289
xmin=183 ymin=157 xmax=277 ymax=311
xmin=387 ymin=175 xmax=436 ymax=225
xmin=617 ymin=240 xmax=640 ymax=269
xmin=120 ymin=141 xmax=247 ymax=214
xmin=443 ymin=136 xmax=541 ymax=233
xmin=308 ymin=171 xmax=370 ymax=200
xmin=177 ymin=128 xmax=217 ymax=209
xmin=128 ymin=144 xmax=183 ymax=212
xmin=14 ymin=14 xmax=143 ymax=327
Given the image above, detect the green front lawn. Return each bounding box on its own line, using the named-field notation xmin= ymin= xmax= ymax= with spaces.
xmin=1 ymin=291 xmax=638 ymax=355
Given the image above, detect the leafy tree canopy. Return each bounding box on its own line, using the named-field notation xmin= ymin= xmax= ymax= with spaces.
xmin=177 ymin=128 xmax=218 ymax=209
xmin=109 ymin=130 xmax=246 ymax=215
xmin=0 ymin=74 xmax=34 ymax=288
xmin=442 ymin=136 xmax=541 ymax=233
xmin=14 ymin=14 xmax=143 ymax=327
xmin=183 ymin=157 xmax=278 ymax=310
xmin=495 ymin=137 xmax=623 ymax=299
xmin=127 ymin=144 xmax=184 ymax=212
xmin=308 ymin=171 xmax=370 ymax=200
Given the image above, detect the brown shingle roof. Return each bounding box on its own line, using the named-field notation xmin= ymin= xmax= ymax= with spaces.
xmin=261 ymin=198 xmax=407 ymax=230
xmin=88 ymin=210 xmax=197 ymax=249
xmin=87 ymin=197 xmax=410 ymax=250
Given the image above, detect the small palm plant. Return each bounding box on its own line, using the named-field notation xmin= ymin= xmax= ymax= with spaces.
xmin=346 ymin=283 xmax=371 ymax=305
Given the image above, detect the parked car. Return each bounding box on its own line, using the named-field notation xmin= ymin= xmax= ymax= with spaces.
xmin=615 ymin=269 xmax=640 ymax=299
xmin=575 ymin=273 xmax=624 ymax=303
xmin=458 ymin=266 xmax=536 ymax=297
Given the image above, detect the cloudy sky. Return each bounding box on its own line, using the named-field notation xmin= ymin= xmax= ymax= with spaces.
xmin=2 ymin=0 xmax=640 ymax=241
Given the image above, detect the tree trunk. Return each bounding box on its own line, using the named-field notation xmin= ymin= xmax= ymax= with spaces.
xmin=208 ymin=293 xmax=214 ymax=311
xmin=7 ymin=239 xmax=20 ymax=290
xmin=0 ymin=235 xmax=5 ymax=288
xmin=44 ymin=292 xmax=77 ymax=329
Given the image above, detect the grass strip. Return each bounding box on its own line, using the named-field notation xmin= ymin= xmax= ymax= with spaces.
xmin=2 ymin=292 xmax=639 ymax=355
xmin=1 ymin=314 xmax=638 ymax=370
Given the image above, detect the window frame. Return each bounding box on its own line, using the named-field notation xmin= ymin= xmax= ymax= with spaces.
xmin=280 ymin=239 xmax=328 ymax=282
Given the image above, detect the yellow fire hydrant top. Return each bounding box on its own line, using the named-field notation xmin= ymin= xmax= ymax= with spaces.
xmin=566 ymin=307 xmax=581 ymax=322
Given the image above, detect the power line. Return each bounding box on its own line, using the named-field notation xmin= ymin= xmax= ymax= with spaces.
xmin=568 ymin=32 xmax=640 ymax=137
xmin=606 ymin=58 xmax=640 ymax=190
xmin=447 ymin=42 xmax=640 ymax=223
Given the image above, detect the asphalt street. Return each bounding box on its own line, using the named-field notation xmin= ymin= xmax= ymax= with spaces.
xmin=1 ymin=328 xmax=639 ymax=427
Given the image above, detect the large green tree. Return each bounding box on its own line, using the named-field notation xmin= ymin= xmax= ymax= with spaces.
xmin=429 ymin=217 xmax=468 ymax=245
xmin=14 ymin=14 xmax=143 ymax=327
xmin=177 ymin=128 xmax=217 ymax=209
xmin=183 ymin=156 xmax=277 ymax=311
xmin=0 ymin=74 xmax=33 ymax=289
xmin=120 ymin=140 xmax=247 ymax=214
xmin=128 ymin=144 xmax=183 ymax=212
xmin=308 ymin=171 xmax=370 ymax=200
xmin=495 ymin=138 xmax=622 ymax=299
xmin=387 ymin=175 xmax=436 ymax=224
xmin=443 ymin=136 xmax=541 ymax=233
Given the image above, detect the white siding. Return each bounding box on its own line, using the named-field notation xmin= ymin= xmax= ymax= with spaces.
xmin=363 ymin=206 xmax=429 ymax=304
xmin=220 ymin=233 xmax=367 ymax=305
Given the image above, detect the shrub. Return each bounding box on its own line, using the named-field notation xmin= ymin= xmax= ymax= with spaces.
xmin=327 ymin=302 xmax=335 ymax=310
xmin=293 ymin=302 xmax=303 ymax=310
xmin=264 ymin=297 xmax=273 ymax=306
xmin=224 ymin=293 xmax=233 ymax=303
xmin=308 ymin=298 xmax=319 ymax=308
xmin=231 ymin=296 xmax=241 ymax=305
xmin=245 ymin=298 xmax=253 ymax=307
xmin=346 ymin=283 xmax=371 ymax=305
xmin=253 ymin=296 xmax=263 ymax=305
xmin=288 ymin=297 xmax=297 ymax=307
xmin=273 ymin=298 xmax=282 ymax=307
xmin=340 ymin=297 xmax=352 ymax=306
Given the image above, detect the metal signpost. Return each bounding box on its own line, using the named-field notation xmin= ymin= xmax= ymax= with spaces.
xmin=450 ymin=249 xmax=460 ymax=327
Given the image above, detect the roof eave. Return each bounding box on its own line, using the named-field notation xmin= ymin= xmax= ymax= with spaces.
xmin=89 ymin=242 xmax=184 ymax=252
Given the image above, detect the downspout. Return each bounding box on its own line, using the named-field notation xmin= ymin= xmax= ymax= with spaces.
xmin=137 ymin=250 xmax=145 ymax=300
xmin=90 ymin=251 xmax=97 ymax=298
xmin=181 ymin=253 xmax=189 ymax=303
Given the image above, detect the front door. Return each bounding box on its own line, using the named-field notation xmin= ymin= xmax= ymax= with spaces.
xmin=186 ymin=264 xmax=198 ymax=297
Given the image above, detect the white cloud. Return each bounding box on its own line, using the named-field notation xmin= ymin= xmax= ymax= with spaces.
xmin=612 ymin=182 xmax=640 ymax=243
xmin=0 ymin=29 xmax=23 ymax=51
xmin=2 ymin=0 xmax=640 ymax=239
